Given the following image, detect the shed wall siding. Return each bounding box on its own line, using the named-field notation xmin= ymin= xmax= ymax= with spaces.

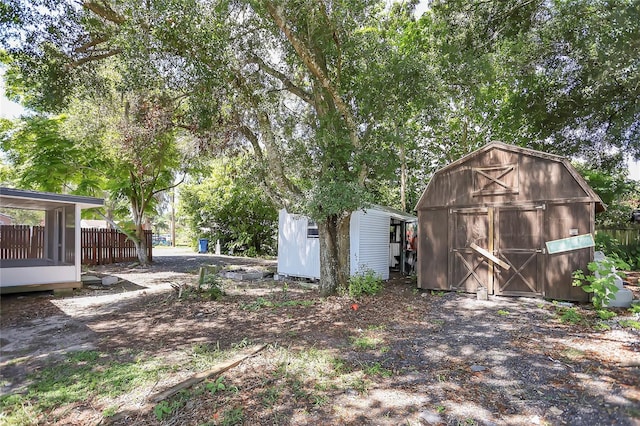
xmin=418 ymin=209 xmax=448 ymax=289
xmin=352 ymin=209 xmax=391 ymax=280
xmin=420 ymin=149 xmax=589 ymax=209
xmin=543 ymin=203 xmax=592 ymax=301
xmin=277 ymin=209 xmax=320 ymax=279
xmin=278 ymin=207 xmax=406 ymax=281
xmin=416 ymin=143 xmax=601 ymax=301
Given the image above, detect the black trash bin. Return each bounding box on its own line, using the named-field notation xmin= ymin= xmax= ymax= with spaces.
xmin=198 ymin=238 xmax=209 ymax=253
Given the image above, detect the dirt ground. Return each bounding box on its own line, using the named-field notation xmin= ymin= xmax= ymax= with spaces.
xmin=1 ymin=248 xmax=639 ymax=426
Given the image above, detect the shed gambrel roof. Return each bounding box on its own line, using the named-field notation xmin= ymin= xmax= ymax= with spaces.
xmin=415 ymin=141 xmax=605 ymax=211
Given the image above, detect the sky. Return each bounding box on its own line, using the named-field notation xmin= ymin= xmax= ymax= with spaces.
xmin=0 ymin=69 xmax=24 ymax=120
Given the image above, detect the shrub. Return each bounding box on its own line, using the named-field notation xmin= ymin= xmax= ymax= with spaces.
xmin=572 ymin=255 xmax=629 ymax=309
xmin=594 ymin=232 xmax=640 ymax=270
xmin=201 ymin=274 xmax=224 ymax=300
xmin=347 ymin=269 xmax=383 ymax=298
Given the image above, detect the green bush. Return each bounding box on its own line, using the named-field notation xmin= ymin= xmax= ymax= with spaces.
xmin=346 ymin=269 xmax=383 ymax=298
xmin=594 ymin=232 xmax=640 ymax=270
xmin=201 ymin=274 xmax=224 ymax=300
xmin=572 ymin=255 xmax=629 ymax=308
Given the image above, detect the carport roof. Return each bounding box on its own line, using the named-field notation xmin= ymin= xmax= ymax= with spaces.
xmin=0 ymin=187 xmax=104 ymax=210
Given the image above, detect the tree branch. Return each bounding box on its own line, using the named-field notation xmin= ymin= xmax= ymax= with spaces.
xmin=83 ymin=1 xmax=126 ymax=24
xmin=262 ymin=0 xmax=361 ymax=151
xmin=247 ymin=54 xmax=315 ymax=106
xmin=68 ymin=49 xmax=122 ymax=68
xmin=74 ymin=36 xmax=110 ymax=53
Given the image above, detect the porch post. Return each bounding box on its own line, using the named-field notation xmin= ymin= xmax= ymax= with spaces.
xmin=75 ymin=204 xmax=82 ymax=282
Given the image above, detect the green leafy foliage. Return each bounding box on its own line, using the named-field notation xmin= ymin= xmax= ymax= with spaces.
xmin=346 ymin=269 xmax=384 ymax=298
xmin=205 ymin=376 xmax=226 ymax=395
xmin=5 ymin=0 xmax=640 ymax=292
xmin=401 ymin=0 xmax=640 ymax=169
xmin=0 ymin=115 xmax=105 ymax=194
xmin=153 ymin=401 xmax=173 ymax=421
xmin=594 ymin=232 xmax=640 ymax=271
xmin=575 ymin=165 xmax=640 ymax=228
xmin=573 ymin=256 xmax=629 ymax=308
xmin=619 ymin=319 xmax=640 ymax=330
xmin=558 ymin=307 xmax=584 ymax=325
xmin=596 ymin=310 xmax=617 ymax=320
xmin=179 ymin=156 xmax=278 ymax=257
xmin=201 ymin=274 xmax=224 ymax=300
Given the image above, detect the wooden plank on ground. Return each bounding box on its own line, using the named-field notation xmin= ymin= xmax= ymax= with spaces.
xmin=149 ymin=344 xmax=267 ymax=403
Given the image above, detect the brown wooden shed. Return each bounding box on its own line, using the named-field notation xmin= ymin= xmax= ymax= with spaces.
xmin=415 ymin=142 xmax=604 ymax=301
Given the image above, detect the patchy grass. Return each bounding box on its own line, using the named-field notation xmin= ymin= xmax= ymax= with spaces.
xmin=0 ymin=350 xmax=168 ymax=425
xmin=240 ymin=296 xmax=315 ymax=311
xmin=619 ymin=319 xmax=640 ymax=330
xmin=362 ymin=361 xmax=393 ymax=378
xmin=350 ymin=335 xmax=384 ymax=350
xmin=2 ymin=267 xmax=638 ymax=426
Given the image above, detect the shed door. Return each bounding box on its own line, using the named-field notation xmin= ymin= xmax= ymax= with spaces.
xmin=449 ymin=208 xmax=490 ymax=292
xmin=449 ymin=206 xmax=543 ymax=296
xmin=494 ymin=206 xmax=544 ymax=296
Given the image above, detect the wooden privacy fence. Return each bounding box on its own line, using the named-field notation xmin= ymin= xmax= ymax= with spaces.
xmin=82 ymin=228 xmax=153 ymax=265
xmin=0 ymin=225 xmax=44 ymax=259
xmin=0 ymin=225 xmax=152 ymax=265
xmin=595 ymin=228 xmax=640 ymax=246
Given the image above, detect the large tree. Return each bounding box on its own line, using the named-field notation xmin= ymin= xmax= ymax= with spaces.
xmin=403 ymin=0 xmax=640 ymax=169
xmin=0 ymin=114 xmax=105 ymax=194
xmin=2 ymin=3 xmax=198 ymax=265
xmin=27 ymin=0 xmax=418 ymax=293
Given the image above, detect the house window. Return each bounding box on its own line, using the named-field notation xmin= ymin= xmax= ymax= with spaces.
xmin=307 ymin=220 xmax=319 ymax=238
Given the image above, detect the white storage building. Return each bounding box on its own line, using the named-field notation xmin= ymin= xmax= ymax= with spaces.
xmin=277 ymin=205 xmax=416 ymax=281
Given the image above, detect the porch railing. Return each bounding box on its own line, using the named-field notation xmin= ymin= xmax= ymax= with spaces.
xmin=0 ymin=225 xmax=152 ymax=265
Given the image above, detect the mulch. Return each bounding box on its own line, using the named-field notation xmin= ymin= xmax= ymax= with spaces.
xmin=1 ymin=256 xmax=639 ymax=426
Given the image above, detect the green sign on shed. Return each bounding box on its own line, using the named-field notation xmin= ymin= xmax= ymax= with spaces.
xmin=545 ymin=234 xmax=595 ymax=255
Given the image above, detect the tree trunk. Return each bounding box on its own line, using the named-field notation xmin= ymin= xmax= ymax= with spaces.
xmin=317 ymin=212 xmax=351 ymax=296
xmin=130 ymin=198 xmax=150 ymax=265
xmin=134 ymin=223 xmax=149 ymax=265
xmin=400 ymin=142 xmax=406 ymax=212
